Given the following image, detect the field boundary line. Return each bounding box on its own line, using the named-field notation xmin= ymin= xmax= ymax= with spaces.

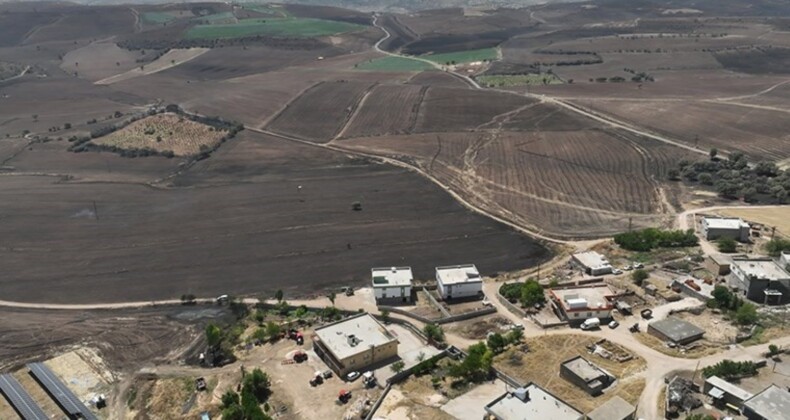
xmin=332 ymin=82 xmax=379 ymax=141
xmin=258 ymin=81 xmax=325 ymax=130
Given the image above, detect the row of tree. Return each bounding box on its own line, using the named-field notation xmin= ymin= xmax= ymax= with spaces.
xmin=614 ymin=228 xmax=699 ymax=252
xmin=221 ymin=368 xmax=273 ymax=420
xmin=499 ymin=279 xmax=546 ymax=308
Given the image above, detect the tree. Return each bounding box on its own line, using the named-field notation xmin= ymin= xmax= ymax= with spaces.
xmin=206 ymin=323 xmax=222 ymax=349
xmin=221 ymin=404 xmax=244 ymax=420
xmin=274 ymin=289 xmax=284 ymax=302
xmin=243 ymin=368 xmax=271 ymax=402
xmin=449 ymin=342 xmax=492 ymax=382
xmin=264 ymin=322 xmax=281 ymax=341
xmin=769 ymin=344 xmax=780 ymax=356
xmin=709 ymin=148 xmax=718 ymax=159
xmin=221 ymin=390 xmax=240 ymax=408
xmin=520 ymin=279 xmax=546 ymax=307
xmin=423 ymin=323 xmax=445 ymax=343
xmin=252 ymin=327 xmax=267 ymax=343
xmin=631 ymin=269 xmax=649 ymax=286
xmin=487 ymin=333 xmax=507 ymax=355
xmin=328 ymin=291 xmax=336 ymax=307
xmin=390 ymin=360 xmax=405 ymax=373
xmin=253 ymin=310 xmax=265 ymax=325
xmin=381 ymin=309 xmax=390 ymax=324
xmin=507 ymin=328 xmax=524 ymax=344
xmin=63 ymin=123 xmax=72 ymax=130
xmin=717 ymin=237 xmax=737 ymax=253
xmin=668 ymin=168 xmax=680 ymax=181
xmin=351 ymin=201 xmax=362 ymax=211
xmin=735 ymin=303 xmax=758 ymax=325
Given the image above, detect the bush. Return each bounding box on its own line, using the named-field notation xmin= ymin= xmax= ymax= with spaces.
xmin=486 ymin=333 xmax=507 ymax=355
xmin=448 ymin=342 xmax=493 ymax=382
xmin=631 ymin=269 xmax=649 ymax=286
xmin=614 ymin=228 xmax=698 ymax=251
xmin=702 ymin=360 xmax=758 ymax=380
xmin=717 ymin=237 xmax=737 ymax=253
xmin=735 ymin=303 xmax=758 ymax=325
xmin=769 ymin=344 xmax=780 ymax=356
xmin=390 ymin=360 xmax=405 ymax=373
xmin=424 ymin=323 xmax=445 ymax=343
xmin=766 ymin=238 xmax=790 ymax=257
xmin=520 ymin=280 xmax=546 ymax=307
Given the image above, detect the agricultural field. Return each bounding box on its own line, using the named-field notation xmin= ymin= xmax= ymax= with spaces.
xmin=185 ymin=17 xmax=364 ymax=40
xmin=716 ymin=207 xmax=790 ymax=237
xmin=141 ymin=11 xmax=178 ymax=25
xmin=267 ymin=80 xmax=374 ymax=142
xmin=412 ymin=87 xmax=533 ymax=133
xmin=90 ymin=113 xmax=227 ymax=156
xmin=421 ymin=48 xmax=499 ymax=65
xmin=342 ymin=84 xmax=427 ymax=138
xmin=355 ymin=56 xmax=434 ymax=72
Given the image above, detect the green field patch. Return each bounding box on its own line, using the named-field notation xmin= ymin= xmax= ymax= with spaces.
xmin=185 ymin=18 xmax=363 ymax=40
xmin=142 ymin=12 xmax=177 ymax=25
xmin=192 ymin=11 xmax=236 ymax=24
xmin=242 ymin=4 xmax=290 ymax=17
xmin=421 ymin=48 xmax=499 ymax=65
xmin=356 ymin=56 xmax=435 ymax=72
xmin=476 ymin=73 xmax=563 ymax=87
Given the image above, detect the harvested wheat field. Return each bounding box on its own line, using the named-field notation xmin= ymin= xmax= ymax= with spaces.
xmin=91 ymin=113 xmax=226 ymax=156
xmin=716 ymin=207 xmax=790 ymax=237
xmin=494 ymin=334 xmax=646 ymax=413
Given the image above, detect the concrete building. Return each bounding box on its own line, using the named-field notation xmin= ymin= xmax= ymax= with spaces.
xmin=586 ymin=395 xmax=635 ymax=420
xmin=435 ymin=264 xmax=482 ymax=300
xmin=484 ymin=382 xmax=583 ymax=420
xmin=743 ymin=384 xmax=790 ymax=420
xmin=647 ymin=317 xmax=705 ymax=345
xmin=559 ymin=356 xmax=614 ymax=396
xmin=571 ymin=251 xmax=613 ymax=276
xmin=781 ymin=251 xmax=790 ymax=269
xmin=705 ymin=253 xmax=733 ymax=276
xmin=549 ymin=284 xmax=616 ymax=322
xmin=703 ymin=376 xmax=753 ymax=410
xmin=371 ymin=266 xmax=413 ymax=304
xmin=702 ymin=217 xmax=750 ymax=242
xmin=731 ymin=258 xmax=790 ymax=304
xmin=312 ymin=313 xmax=398 ymax=376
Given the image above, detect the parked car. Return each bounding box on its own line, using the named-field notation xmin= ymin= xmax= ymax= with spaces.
xmin=612 ymin=268 xmax=623 ymax=275
xmin=608 ymin=320 xmax=619 ymax=329
xmin=623 ymin=265 xmax=633 ymax=271
xmin=580 ymin=317 xmax=601 ymax=331
xmin=345 ymin=371 xmax=360 ymax=382
xmin=482 ymin=299 xmax=492 ymax=307
xmin=322 ymin=370 xmax=333 ymax=379
xmin=640 ymin=309 xmax=653 ymax=319
xmin=634 ymin=263 xmax=644 ymax=269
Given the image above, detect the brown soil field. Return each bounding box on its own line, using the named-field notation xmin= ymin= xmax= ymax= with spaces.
xmin=575 ymin=98 xmax=790 ymax=161
xmin=407 ymin=71 xmax=469 ymax=88
xmin=61 ymin=41 xmax=143 ymax=82
xmin=0 ymin=131 xmax=549 ymax=304
xmin=267 ymin=80 xmax=375 ymax=142
xmin=0 ymin=305 xmax=225 ymax=371
xmin=95 ymin=48 xmax=211 ymax=85
xmin=91 ymin=112 xmax=227 ymax=156
xmin=23 ymin=6 xmax=136 ymax=45
xmin=413 ymin=87 xmax=533 ymax=133
xmin=494 ymin=334 xmax=646 ymax=414
xmin=342 ymin=84 xmax=427 ymax=138
xmin=341 ymin=125 xmax=685 ymax=238
xmin=0 ymin=11 xmax=60 ymax=47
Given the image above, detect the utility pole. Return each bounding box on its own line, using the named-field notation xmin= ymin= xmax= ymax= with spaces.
xmin=771 ymin=226 xmax=777 ymax=242
xmin=628 ymin=217 xmax=633 ymax=232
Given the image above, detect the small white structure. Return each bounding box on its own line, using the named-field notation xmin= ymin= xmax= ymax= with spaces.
xmin=371 ymin=267 xmax=413 ymax=303
xmin=549 ymin=284 xmax=616 ymax=321
xmin=701 ymin=217 xmax=750 ymax=242
xmin=571 ymin=251 xmax=613 ymax=276
xmin=781 ymin=251 xmax=790 ymax=269
xmin=435 ymin=264 xmax=482 ymax=299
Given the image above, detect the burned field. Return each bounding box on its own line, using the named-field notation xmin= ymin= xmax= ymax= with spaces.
xmin=0 ymin=131 xmax=549 ymax=304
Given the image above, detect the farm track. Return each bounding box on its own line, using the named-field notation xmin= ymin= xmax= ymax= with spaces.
xmin=332 ymin=82 xmax=379 ymax=140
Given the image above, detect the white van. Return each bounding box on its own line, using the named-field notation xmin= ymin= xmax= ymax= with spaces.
xmin=580 ymin=317 xmax=601 ymax=330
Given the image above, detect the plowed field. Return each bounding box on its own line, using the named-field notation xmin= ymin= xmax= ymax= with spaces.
xmin=342 ymin=84 xmax=427 ymax=138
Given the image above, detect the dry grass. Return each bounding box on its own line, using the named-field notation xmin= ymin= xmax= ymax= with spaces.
xmin=634 ymin=332 xmax=723 ymax=359
xmin=493 ymin=334 xmax=646 ymax=413
xmin=91 ymin=113 xmax=226 ymax=156
xmin=716 ymin=208 xmax=790 ymax=238
xmin=149 ymin=377 xmax=195 ymax=418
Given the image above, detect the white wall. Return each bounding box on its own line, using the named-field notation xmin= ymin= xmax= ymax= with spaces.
xmin=374 ymin=285 xmax=410 ymax=300
xmin=438 ymin=281 xmax=482 ymax=299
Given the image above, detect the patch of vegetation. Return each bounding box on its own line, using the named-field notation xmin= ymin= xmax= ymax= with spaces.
xmin=220 ymin=368 xmax=272 ymax=420
xmin=448 ymin=342 xmax=493 ymax=383
xmin=192 ymin=11 xmax=236 ymax=24
xmin=701 ymin=359 xmax=758 ymax=380
xmin=614 ymin=228 xmax=698 ymax=252
xmin=355 ymin=56 xmax=435 ymax=72
xmin=631 ymin=269 xmax=649 ymax=286
xmin=671 ymin=151 xmax=789 ymax=203
xmin=142 ymin=12 xmax=176 ymax=25
xmin=423 ymin=323 xmax=445 ymax=344
xmin=476 ymin=73 xmax=563 ymax=87
xmin=185 ymin=18 xmax=364 ymax=40
xmin=717 ymin=237 xmax=737 ymax=253
xmin=499 ymin=279 xmax=546 ymax=308
xmin=708 ymin=285 xmax=758 ymax=325
xmin=765 ymin=238 xmax=790 ymax=257
xmin=421 ymin=48 xmax=498 ymax=65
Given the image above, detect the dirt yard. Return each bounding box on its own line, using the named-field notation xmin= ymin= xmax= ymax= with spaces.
xmin=493 ymin=334 xmax=646 ymax=413
xmin=90 ymin=112 xmax=226 ymax=156
xmin=673 ymin=309 xmax=739 ymax=344
xmin=634 ymin=332 xmax=723 ymax=359
xmin=444 ymin=316 xmax=511 ymax=340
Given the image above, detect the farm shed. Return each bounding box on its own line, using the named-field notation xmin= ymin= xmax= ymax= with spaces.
xmin=484 ymin=383 xmax=583 ymax=420
xmin=647 ymin=317 xmax=705 ymax=345
xmin=559 ymin=356 xmax=614 ymax=396
xmin=549 ymin=284 xmax=616 ymax=323
xmin=312 ymin=313 xmax=398 ymax=376
xmin=701 ymin=217 xmax=750 ymax=242
xmin=731 ymin=258 xmax=790 ymax=305
xmin=571 ymin=251 xmax=613 ymax=276
xmin=705 ymin=253 xmax=733 ymax=276
xmin=743 ymin=384 xmax=790 ymax=420
xmin=703 ymin=376 xmax=753 ymax=409
xmin=371 ymin=266 xmax=413 ymax=304
xmin=435 ymin=264 xmax=482 ymax=300
xmin=585 ymin=395 xmax=635 ymax=420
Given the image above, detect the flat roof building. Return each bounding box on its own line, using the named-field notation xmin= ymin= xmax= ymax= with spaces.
xmin=560 ymin=356 xmax=614 ymax=396
xmin=702 ymin=217 xmax=750 ymax=242
xmin=743 ymin=384 xmax=790 ymax=420
xmin=704 ymin=376 xmax=754 ymax=409
xmin=484 ymin=382 xmax=583 ymax=420
xmin=731 ymin=258 xmax=790 ymax=305
xmin=312 ymin=313 xmax=398 ymax=376
xmin=647 ymin=317 xmax=705 ymax=345
xmin=549 ymin=284 xmax=616 ymax=322
xmin=586 ymin=395 xmax=635 ymax=420
xmin=435 ymin=264 xmax=482 ymax=300
xmin=371 ymin=267 xmax=413 ymax=304
xmin=571 ymin=251 xmax=613 ymax=276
